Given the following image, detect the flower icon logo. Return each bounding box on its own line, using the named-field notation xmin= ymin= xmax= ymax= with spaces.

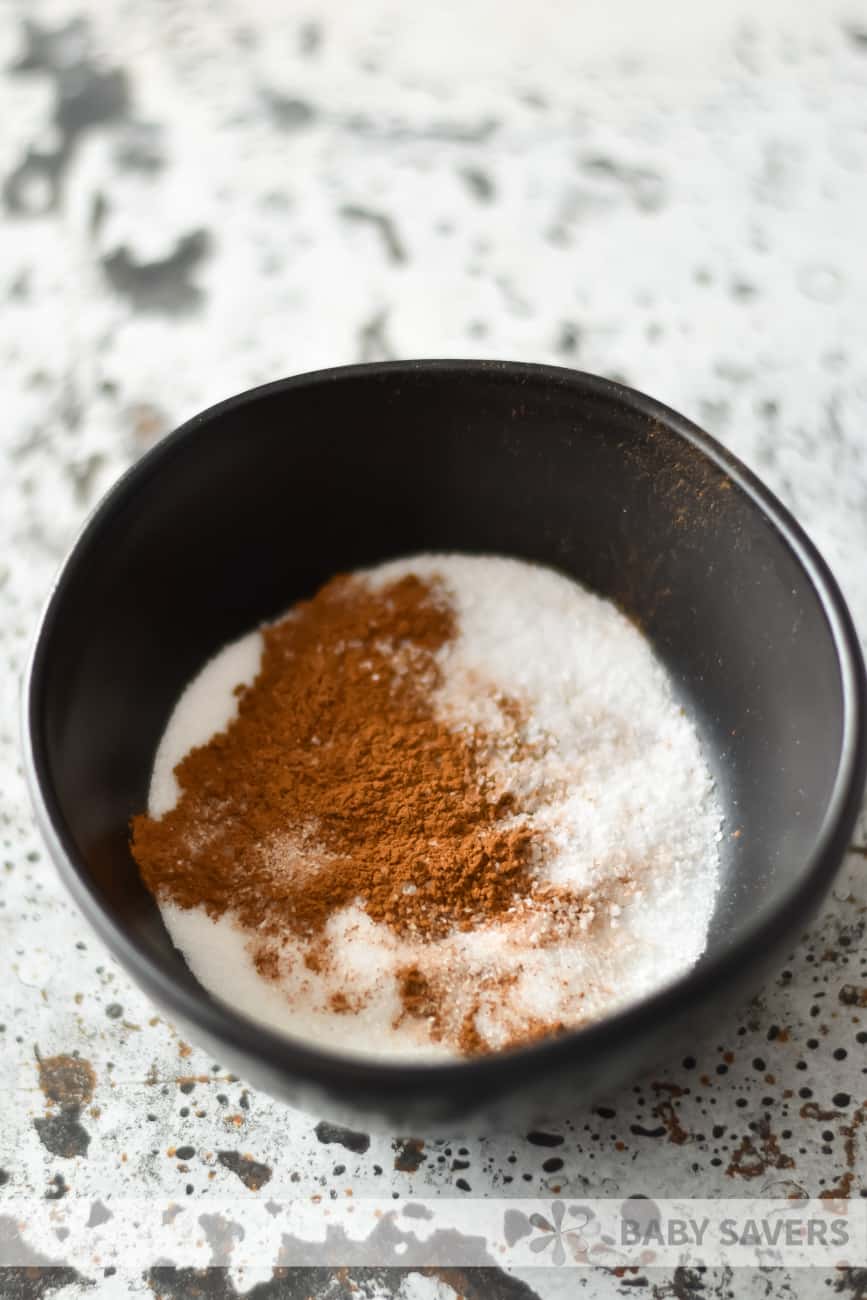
xmin=527 ymin=1201 xmax=594 ymax=1265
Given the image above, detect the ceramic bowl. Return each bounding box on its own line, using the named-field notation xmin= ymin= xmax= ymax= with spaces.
xmin=24 ymin=361 xmax=867 ymax=1130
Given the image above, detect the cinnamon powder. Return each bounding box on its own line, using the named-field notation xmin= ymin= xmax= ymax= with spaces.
xmin=132 ymin=573 xmax=540 ymax=957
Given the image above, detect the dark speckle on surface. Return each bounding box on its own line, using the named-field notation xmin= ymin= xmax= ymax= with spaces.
xmin=33 ymin=1111 xmax=91 ymax=1159
xmin=357 ymin=308 xmax=395 ymax=362
xmin=555 ymin=322 xmax=581 ymax=356
xmin=343 ymin=113 xmax=499 ymax=144
xmin=89 ymin=191 xmax=108 ymax=239
xmin=580 ymin=154 xmax=668 ymax=213
xmin=4 ymin=18 xmax=129 ymax=217
xmin=299 ymin=21 xmax=323 ymax=56
xmin=101 ymin=230 xmax=212 ymax=313
xmin=33 ymin=1051 xmax=95 ymax=1158
xmin=216 ymin=1150 xmax=272 ymax=1191
xmin=112 ymin=123 xmax=166 ymax=174
xmin=261 ymin=88 xmax=317 ymax=130
xmin=313 ymin=1121 xmax=370 ymax=1154
xmin=3 ymin=148 xmax=71 ymax=219
xmin=630 ymin=1122 xmax=668 ymax=1140
xmin=44 ymin=1173 xmax=68 ymax=1200
xmin=12 ymin=16 xmax=91 ymax=75
xmin=459 ymin=166 xmax=496 ymax=202
xmin=339 ymin=204 xmax=406 ymax=264
xmin=0 ymin=1214 xmax=87 ymax=1297
xmin=393 ymin=1137 xmax=425 ymax=1172
xmin=144 ymin=1262 xmax=542 ymax=1300
xmin=12 ymin=16 xmax=130 ymax=135
xmin=53 ymin=61 xmax=129 ymax=138
xmin=86 ymin=1201 xmax=112 ymax=1228
xmin=402 ymin=1202 xmax=433 ymax=1220
xmin=526 ymin=1130 xmax=565 ymax=1147
xmin=199 ymin=1212 xmax=245 ymax=1267
xmin=144 ymin=1268 xmax=236 ymax=1300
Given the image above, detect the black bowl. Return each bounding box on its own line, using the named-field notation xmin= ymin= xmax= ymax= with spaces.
xmin=24 ymin=361 xmax=867 ymax=1132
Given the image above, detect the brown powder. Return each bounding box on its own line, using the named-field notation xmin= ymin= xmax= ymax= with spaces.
xmin=395 ymin=964 xmax=444 ymax=1040
xmin=458 ymin=1010 xmax=489 ymax=1057
xmin=130 ymin=570 xmax=650 ymax=1056
xmin=393 ymin=956 xmax=573 ymax=1056
xmin=131 ymin=573 xmax=540 ymax=949
xmin=394 ymin=961 xmax=500 ymax=1054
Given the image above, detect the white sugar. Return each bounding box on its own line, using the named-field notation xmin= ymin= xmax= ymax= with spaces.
xmin=160 ymin=901 xmax=453 ymax=1062
xmin=149 ymin=554 xmax=722 ymax=1059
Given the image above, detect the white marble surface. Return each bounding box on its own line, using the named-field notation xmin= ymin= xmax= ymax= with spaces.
xmin=2 ymin=1 xmax=867 ymax=1297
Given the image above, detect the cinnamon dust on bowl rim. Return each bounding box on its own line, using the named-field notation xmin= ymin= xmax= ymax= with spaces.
xmin=131 ymin=554 xmax=722 ymax=1060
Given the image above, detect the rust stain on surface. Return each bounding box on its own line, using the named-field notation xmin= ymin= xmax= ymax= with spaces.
xmin=821 ymin=1103 xmax=867 ymax=1201
xmin=33 ymin=1049 xmax=96 ymax=1160
xmin=726 ymin=1117 xmax=794 ymax=1180
xmin=216 ymin=1150 xmax=272 ymax=1191
xmin=651 ymin=1082 xmax=691 ymax=1145
xmin=393 ymin=1137 xmax=426 ymax=1172
xmin=37 ymin=1053 xmax=96 ymax=1108
xmin=801 ymin=1101 xmax=844 ymax=1122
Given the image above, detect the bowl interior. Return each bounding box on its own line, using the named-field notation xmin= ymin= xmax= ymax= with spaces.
xmin=29 ymin=363 xmax=850 ymax=1043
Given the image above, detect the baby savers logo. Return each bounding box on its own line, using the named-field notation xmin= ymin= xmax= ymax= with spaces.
xmin=503 ymin=1201 xmax=598 ymax=1265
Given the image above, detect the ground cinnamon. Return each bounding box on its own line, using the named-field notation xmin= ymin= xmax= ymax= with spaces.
xmin=131 ymin=573 xmax=540 ymax=953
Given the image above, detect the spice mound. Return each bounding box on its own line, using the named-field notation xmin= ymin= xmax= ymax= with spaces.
xmin=132 ymin=554 xmax=722 ymax=1060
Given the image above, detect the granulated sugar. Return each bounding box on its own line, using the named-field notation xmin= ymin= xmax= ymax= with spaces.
xmin=147 ymin=554 xmax=722 ymax=1060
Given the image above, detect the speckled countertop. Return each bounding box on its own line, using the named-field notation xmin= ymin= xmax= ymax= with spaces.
xmin=2 ymin=2 xmax=867 ymax=1297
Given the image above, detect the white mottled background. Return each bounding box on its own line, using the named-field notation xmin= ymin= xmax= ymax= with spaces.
xmin=2 ymin=1 xmax=867 ymax=1297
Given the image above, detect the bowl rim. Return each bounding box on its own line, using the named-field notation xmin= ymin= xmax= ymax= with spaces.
xmin=23 ymin=359 xmax=867 ymax=1096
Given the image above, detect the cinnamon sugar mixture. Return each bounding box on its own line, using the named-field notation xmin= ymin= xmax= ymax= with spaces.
xmin=133 ymin=555 xmax=722 ymax=1060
